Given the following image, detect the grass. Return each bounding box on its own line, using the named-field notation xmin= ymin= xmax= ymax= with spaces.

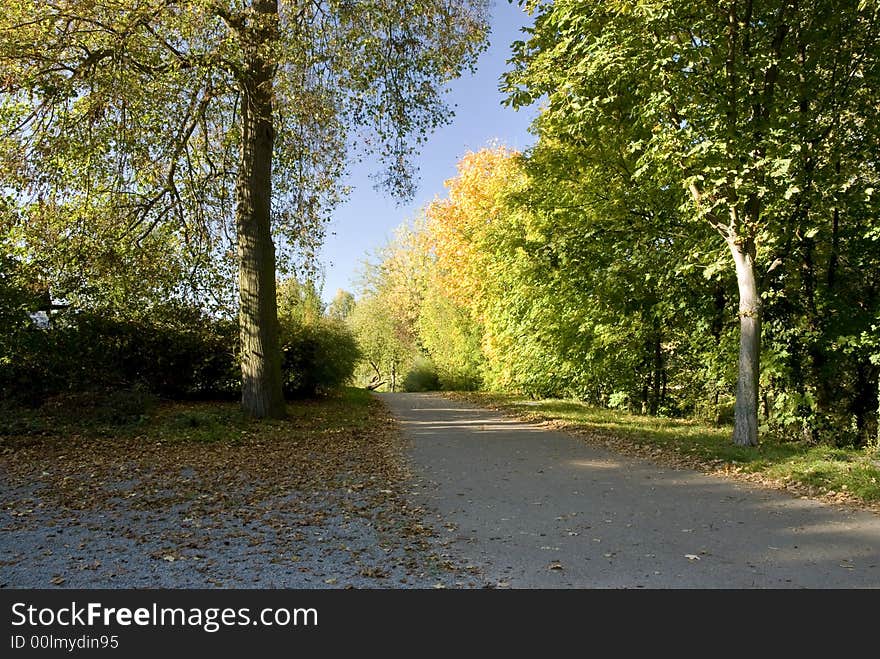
xmin=0 ymin=386 xmax=375 ymax=443
xmin=446 ymin=392 xmax=880 ymax=509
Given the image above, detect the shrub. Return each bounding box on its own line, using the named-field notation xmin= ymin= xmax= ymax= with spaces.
xmin=403 ymin=358 xmax=441 ymax=392
xmin=0 ymin=304 xmax=239 ymax=404
xmin=280 ymin=319 xmax=360 ymax=397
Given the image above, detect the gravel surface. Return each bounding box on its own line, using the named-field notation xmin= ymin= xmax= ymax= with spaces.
xmin=0 ymin=396 xmax=478 ymax=589
xmin=0 ymin=479 xmax=469 ymax=589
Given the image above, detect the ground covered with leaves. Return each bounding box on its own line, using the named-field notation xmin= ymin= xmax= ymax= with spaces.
xmin=444 ymin=393 xmax=880 ymax=515
xmin=0 ymin=388 xmax=470 ymax=588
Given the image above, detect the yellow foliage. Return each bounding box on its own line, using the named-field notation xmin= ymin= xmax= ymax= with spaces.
xmin=425 ymin=145 xmax=521 ymax=316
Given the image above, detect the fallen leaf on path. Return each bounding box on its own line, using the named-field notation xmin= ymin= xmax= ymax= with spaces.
xmin=2 ymin=395 xmax=481 ymax=588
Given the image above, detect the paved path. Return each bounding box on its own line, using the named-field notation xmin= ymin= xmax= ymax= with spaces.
xmin=379 ymin=392 xmax=880 ymax=588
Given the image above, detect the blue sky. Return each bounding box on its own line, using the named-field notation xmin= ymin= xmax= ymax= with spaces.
xmin=317 ymin=1 xmax=540 ymax=302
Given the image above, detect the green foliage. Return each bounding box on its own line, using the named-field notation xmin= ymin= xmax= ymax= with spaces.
xmin=278 ymin=277 xmax=324 ymax=327
xmin=327 ymin=289 xmax=356 ymax=322
xmin=0 ymin=0 xmax=490 ymax=412
xmin=0 ymin=0 xmax=491 ymax=254
xmin=0 ymin=254 xmax=44 ymax=365
xmin=403 ymin=358 xmax=441 ymax=392
xmin=0 ymin=305 xmax=239 ymax=404
xmin=499 ymin=0 xmax=880 ymax=444
xmin=280 ymin=319 xmax=360 ymax=398
xmin=350 ymin=223 xmax=430 ymax=391
xmin=276 ymin=276 xmax=360 ymax=397
xmin=418 ymin=289 xmax=483 ymax=390
xmin=352 ymin=98 xmax=877 ymax=442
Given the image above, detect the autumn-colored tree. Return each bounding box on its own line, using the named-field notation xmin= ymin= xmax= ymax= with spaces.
xmin=351 ymin=221 xmax=432 ymax=390
xmin=417 ymin=146 xmax=523 ymax=386
xmin=426 ymin=146 xmax=519 ymax=313
xmin=327 ymin=289 xmax=356 ymax=322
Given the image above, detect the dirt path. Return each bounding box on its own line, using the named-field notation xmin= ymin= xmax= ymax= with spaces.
xmin=380 ymin=392 xmax=880 ymax=588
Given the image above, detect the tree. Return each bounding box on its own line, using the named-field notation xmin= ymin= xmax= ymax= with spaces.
xmin=351 ymin=220 xmax=431 ymax=390
xmin=417 ymin=283 xmax=484 ymax=389
xmin=350 ymin=293 xmax=417 ymax=392
xmin=421 ymin=146 xmax=518 ymax=389
xmin=504 ymin=0 xmax=880 ymax=444
xmin=327 ymin=289 xmax=355 ymax=322
xmin=1 ymin=0 xmax=489 ymax=416
xmin=277 ymin=276 xmax=323 ymax=327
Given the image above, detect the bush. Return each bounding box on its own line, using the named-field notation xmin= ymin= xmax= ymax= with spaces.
xmin=0 ymin=304 xmax=239 ymax=404
xmin=1 ymin=286 xmax=362 ymax=405
xmin=280 ymin=319 xmax=360 ymax=397
xmin=403 ymin=358 xmax=441 ymax=392
xmin=435 ymin=368 xmax=481 ymax=392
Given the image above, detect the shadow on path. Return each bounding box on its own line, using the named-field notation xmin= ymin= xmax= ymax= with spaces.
xmin=380 ymin=392 xmax=880 ymax=588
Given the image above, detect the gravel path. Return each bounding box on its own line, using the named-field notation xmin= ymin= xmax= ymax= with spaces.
xmin=0 ymin=480 xmax=461 ymax=589
xmin=382 ymin=392 xmax=880 ymax=588
xmin=0 ymin=396 xmax=468 ymax=590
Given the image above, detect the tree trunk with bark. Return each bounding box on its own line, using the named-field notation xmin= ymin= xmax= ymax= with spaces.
xmin=729 ymin=236 xmax=761 ymax=446
xmin=236 ymin=0 xmax=285 ymax=418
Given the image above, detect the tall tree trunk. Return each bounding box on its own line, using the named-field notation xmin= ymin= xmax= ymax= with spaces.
xmin=729 ymin=237 xmax=761 ymax=446
xmin=236 ymin=0 xmax=284 ymax=418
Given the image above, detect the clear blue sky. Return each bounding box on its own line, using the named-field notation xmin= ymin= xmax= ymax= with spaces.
xmin=317 ymin=1 xmax=540 ymax=302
